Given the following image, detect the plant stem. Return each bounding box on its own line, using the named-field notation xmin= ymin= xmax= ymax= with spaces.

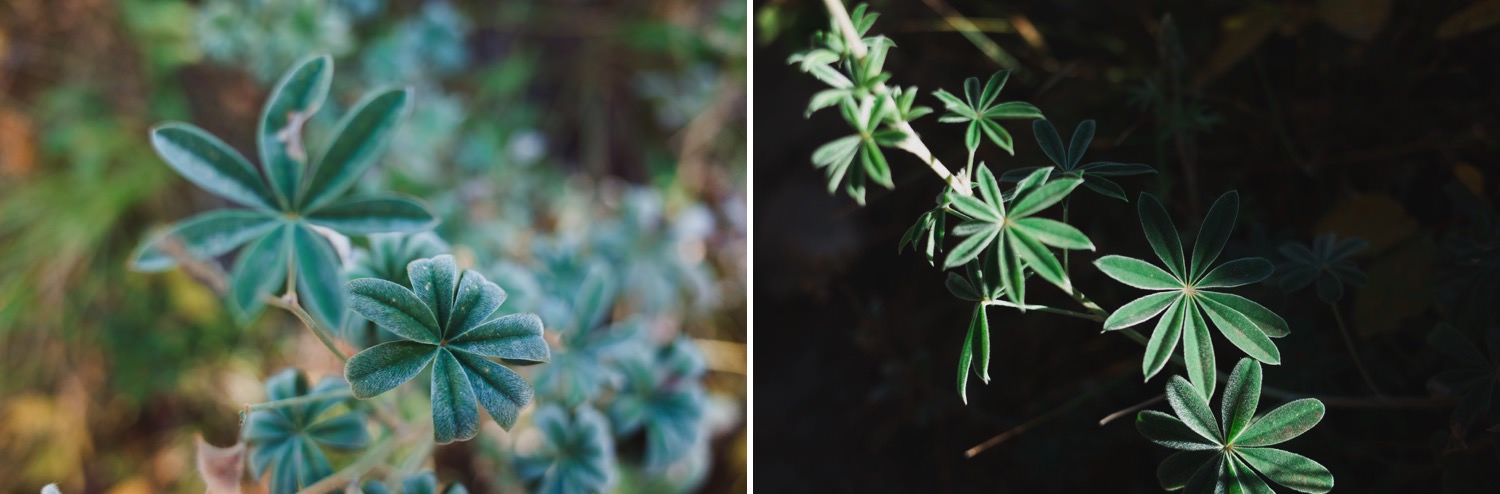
xmin=297 ymin=423 xmax=430 ymax=494
xmin=984 ymin=299 xmax=1101 ymax=322
xmin=1098 ymin=393 xmax=1164 ymax=426
xmin=266 ymin=294 xmax=349 ymax=362
xmin=820 ymin=0 xmax=971 ymax=194
xmin=1329 ymin=303 xmax=1384 ymax=396
xmin=244 ymin=388 xmax=355 ymax=413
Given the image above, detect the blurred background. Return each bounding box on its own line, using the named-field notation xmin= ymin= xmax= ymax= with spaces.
xmin=757 ymin=0 xmax=1499 ymax=492
xmin=0 ymin=0 xmax=744 ymax=492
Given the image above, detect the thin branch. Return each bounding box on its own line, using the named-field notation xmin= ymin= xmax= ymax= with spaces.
xmin=266 ymin=293 xmax=349 ymax=362
xmin=984 ymin=299 xmax=1102 ymax=322
xmin=1098 ymin=394 xmax=1164 ymax=426
xmin=1330 ymin=302 xmax=1385 ymax=397
xmin=243 ymin=388 xmax=355 ymax=413
xmin=297 ymin=423 xmax=430 ymax=494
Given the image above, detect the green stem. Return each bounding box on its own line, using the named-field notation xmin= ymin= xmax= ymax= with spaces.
xmin=984 ymin=299 xmax=1101 ymax=322
xmin=1330 ymin=303 xmax=1384 ymax=396
xmin=267 ymin=294 xmax=349 ymax=362
xmin=297 ymin=422 xmax=430 ymax=494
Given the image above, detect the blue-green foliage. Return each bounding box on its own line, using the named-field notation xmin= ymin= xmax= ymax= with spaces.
xmin=515 ymin=405 xmax=617 ymax=494
xmin=609 ymin=338 xmax=709 ymax=471
xmin=361 ymin=471 xmax=468 ymax=494
xmin=245 ymin=369 xmax=369 ymax=493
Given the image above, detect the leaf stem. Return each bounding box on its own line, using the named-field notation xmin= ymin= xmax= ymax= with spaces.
xmin=243 ymin=388 xmax=355 ymax=413
xmin=820 ymin=0 xmax=970 ymax=194
xmin=1098 ymin=393 xmax=1164 ymax=426
xmin=1329 ymin=303 xmax=1384 ymax=397
xmin=266 ymin=294 xmax=349 ymax=362
xmin=984 ymin=299 xmax=1101 ymax=322
xmin=296 ymin=422 xmax=431 ymax=494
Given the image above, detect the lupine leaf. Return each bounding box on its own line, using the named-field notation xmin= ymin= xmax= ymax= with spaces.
xmin=1235 ymin=399 xmax=1324 ymax=447
xmin=1011 ymin=217 xmax=1093 ymax=250
xmin=1079 ymin=161 xmax=1158 ymax=176
xmin=132 ymin=209 xmax=279 ymax=271
xmin=259 ymin=54 xmax=333 ymax=207
xmin=452 ymin=351 xmax=532 ymax=430
xmin=1196 ymin=294 xmax=1281 ymax=364
xmin=1196 ymin=258 xmax=1274 ymax=289
xmin=1181 ymin=303 xmax=1217 ymax=400
xmin=1136 ymin=410 xmax=1218 ymax=450
xmin=150 ymin=123 xmax=277 ymax=210
xmin=449 ymin=314 xmax=550 ymax=364
xmin=292 ymin=224 xmax=346 ymax=329
xmin=1139 ymin=193 xmax=1187 ymax=279
xmin=1105 ymin=291 xmax=1180 ymax=331
xmin=347 ymin=278 xmax=439 ymax=343
xmin=1158 ymin=450 xmax=1217 ymax=490
xmin=1082 ymin=176 xmax=1129 ymax=202
xmin=1235 ymin=447 xmax=1334 ymax=494
xmin=229 ymin=223 xmax=291 ymax=323
xmin=516 ymin=405 xmax=616 ymax=494
xmin=1009 ymin=177 xmax=1081 ymax=217
xmin=1190 ymin=191 xmax=1240 ymax=279
xmin=1095 ymin=255 xmax=1181 ymax=290
xmin=1200 ymin=292 xmax=1290 ymax=338
xmin=1220 ymin=359 xmax=1262 ymax=442
xmin=1142 ymin=297 xmax=1186 ymax=378
xmin=1065 ymin=119 xmax=1095 ymax=168
xmin=431 ymin=349 xmax=480 ymax=443
xmin=1009 ymin=229 xmax=1067 ymax=289
xmin=1228 ymin=455 xmax=1277 ymax=494
xmin=305 ymin=196 xmax=437 ymax=235
xmin=345 ymin=341 xmax=436 ymax=398
xmin=957 ymin=307 xmax=976 ymax=403
xmin=1166 ymin=375 xmax=1223 ymax=442
xmin=244 ymin=369 xmax=367 ymax=494
xmin=302 ymin=88 xmax=412 ymax=210
xmin=1033 ymin=119 xmax=1067 ymax=166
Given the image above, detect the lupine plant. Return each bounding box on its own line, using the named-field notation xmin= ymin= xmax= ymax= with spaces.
xmin=130 ymin=51 xmax=720 ymax=493
xmin=789 ymin=2 xmax=1335 ymax=491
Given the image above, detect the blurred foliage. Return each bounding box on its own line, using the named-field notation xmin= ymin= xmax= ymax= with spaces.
xmin=0 ymin=0 xmax=745 ymax=492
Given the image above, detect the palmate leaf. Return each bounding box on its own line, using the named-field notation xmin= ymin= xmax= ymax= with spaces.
xmin=361 ymin=471 xmax=468 ymax=494
xmin=536 ymin=269 xmax=641 ymax=407
xmin=1137 ymin=359 xmax=1333 ymax=494
xmin=344 ymin=255 xmax=550 ymax=444
xmin=1096 ymin=191 xmax=1287 ymax=396
xmin=515 ymin=405 xmax=617 ymax=494
xmin=931 ymin=70 xmax=1042 ymax=154
xmin=1277 ymin=233 xmax=1369 ymax=304
xmin=1000 ymin=120 xmax=1156 ymax=201
xmin=942 ymin=166 xmax=1092 ymax=308
xmin=607 ymin=339 xmax=708 ymax=471
xmin=132 ymin=53 xmax=437 ymax=329
xmin=343 ymin=232 xmax=451 ymax=348
xmin=244 ymin=369 xmax=369 ymax=494
xmin=810 ymin=96 xmax=904 ymax=205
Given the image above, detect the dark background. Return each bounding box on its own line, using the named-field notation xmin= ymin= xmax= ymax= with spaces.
xmin=755 ymin=0 xmax=1500 ymax=492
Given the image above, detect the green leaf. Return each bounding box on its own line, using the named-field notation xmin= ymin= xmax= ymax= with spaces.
xmin=964 ymin=121 xmax=982 ymax=151
xmin=1196 ymin=258 xmax=1274 ymax=288
xmin=292 ymin=224 xmax=346 ymax=329
xmin=451 ymin=351 xmax=532 ymax=430
xmin=1158 ymin=450 xmax=1217 ymax=490
xmin=150 ymin=123 xmax=277 ymax=210
xmin=305 ymin=196 xmax=438 ymax=235
xmin=260 ymin=54 xmax=333 ymax=207
xmin=1139 ymin=193 xmax=1187 ymax=279
xmin=1235 ymin=399 xmax=1325 ymax=447
xmin=1235 ymin=447 xmax=1334 ymax=494
xmin=246 ymin=369 xmax=367 ymax=494
xmin=345 ymin=341 xmax=436 ymax=398
xmin=1065 ymin=120 xmax=1095 ymax=168
xmin=1227 ymin=455 xmax=1277 ymax=494
xmin=348 ymin=278 xmax=439 ymax=344
xmin=132 ymin=210 xmax=279 ymax=271
xmin=229 ymin=223 xmax=291 ymax=324
xmin=943 ymin=226 xmax=998 ymax=269
xmin=1181 ymin=303 xmax=1217 ymax=400
xmin=1010 ymin=217 xmax=1094 ymax=250
xmin=1166 ymin=375 xmax=1223 ymax=443
xmin=450 ymin=314 xmax=550 ymax=364
xmin=1136 ymin=410 xmax=1219 ymax=450
xmin=574 ymin=265 xmax=617 ymax=332
xmin=514 ymin=405 xmax=616 ymax=494
xmin=950 ymin=194 xmax=1000 ymax=222
xmin=984 ymin=101 xmax=1043 ymax=120
xmin=302 ymin=88 xmax=412 ymax=210
xmin=1009 ymin=177 xmax=1081 ymax=218
xmin=945 ymin=273 xmax=983 ymax=302
xmin=431 ymin=349 xmax=480 ymax=443
xmin=1008 ymin=230 xmax=1067 ymax=289
xmin=1199 ymin=292 xmax=1290 ymax=338
xmin=1095 ymin=255 xmax=1181 ymax=290
xmin=978 ymin=70 xmax=1008 ymax=109
xmin=409 ymin=255 xmax=461 ymax=332
xmin=976 ymin=165 xmax=1004 ymax=208
xmin=1081 ymin=176 xmax=1129 ymax=201
xmin=1184 ymin=456 xmax=1223 ymax=494
xmin=1105 ymin=291 xmax=1180 ymax=331
xmin=1080 ymin=161 xmax=1157 ymax=176
xmin=957 ymin=309 xmax=975 ymax=404
xmin=1190 ymin=191 xmax=1240 ymax=280
xmin=978 ymin=119 xmax=1014 ymax=154
xmin=971 ymin=304 xmax=990 ymax=384
xmin=1142 ymin=297 xmax=1186 ymax=378
xmin=1033 ymin=119 xmax=1067 ymax=167
xmin=1220 ymin=359 xmax=1262 ymax=442
xmin=446 ymin=269 xmax=508 ymax=338
xmin=860 ymin=139 xmax=894 ymax=189
xmin=1196 ymin=294 xmax=1281 ymax=364
xmin=997 ymin=231 xmax=1026 ymax=306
